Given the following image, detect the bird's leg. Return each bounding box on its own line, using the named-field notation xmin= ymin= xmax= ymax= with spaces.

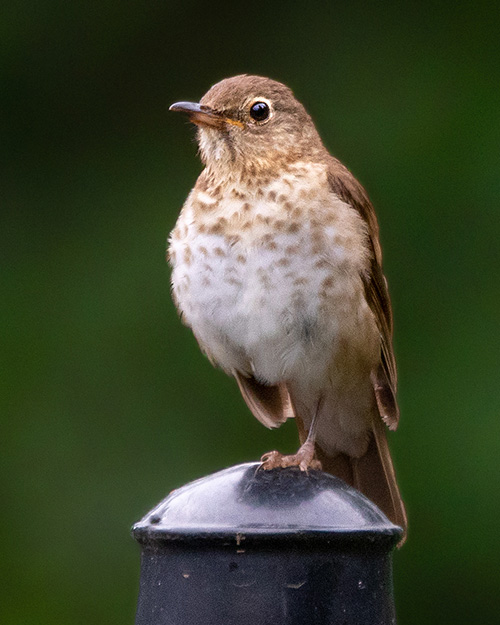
xmin=260 ymin=399 xmax=323 ymax=472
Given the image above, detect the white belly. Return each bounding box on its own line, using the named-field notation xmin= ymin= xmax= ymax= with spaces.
xmin=170 ymin=219 xmax=374 ymax=392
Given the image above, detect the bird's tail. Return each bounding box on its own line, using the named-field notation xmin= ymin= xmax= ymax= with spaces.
xmin=314 ymin=416 xmax=407 ymax=546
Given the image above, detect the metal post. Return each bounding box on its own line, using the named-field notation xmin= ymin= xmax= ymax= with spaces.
xmin=132 ymin=463 xmax=402 ymax=625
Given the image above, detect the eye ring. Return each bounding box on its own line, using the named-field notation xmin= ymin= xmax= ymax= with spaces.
xmin=249 ymin=101 xmax=271 ymax=123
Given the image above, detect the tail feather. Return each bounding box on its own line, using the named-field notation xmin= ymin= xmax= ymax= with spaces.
xmin=368 ymin=415 xmax=407 ymax=541
xmin=316 ymin=420 xmax=407 ymax=546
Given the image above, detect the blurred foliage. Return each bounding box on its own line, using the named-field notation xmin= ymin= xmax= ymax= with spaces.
xmin=2 ymin=1 xmax=500 ymax=623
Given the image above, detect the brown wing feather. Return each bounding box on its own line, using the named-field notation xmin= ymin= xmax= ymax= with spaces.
xmin=234 ymin=372 xmax=294 ymax=429
xmin=327 ymin=157 xmax=399 ymax=429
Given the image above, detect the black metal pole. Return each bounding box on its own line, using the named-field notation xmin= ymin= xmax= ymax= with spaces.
xmin=132 ymin=463 xmax=401 ymax=625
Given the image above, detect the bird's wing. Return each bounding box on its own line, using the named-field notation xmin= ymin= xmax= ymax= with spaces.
xmin=234 ymin=372 xmax=294 ymax=429
xmin=327 ymin=157 xmax=399 ymax=429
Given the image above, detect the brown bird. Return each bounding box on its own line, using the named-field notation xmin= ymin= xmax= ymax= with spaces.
xmin=168 ymin=75 xmax=407 ymax=537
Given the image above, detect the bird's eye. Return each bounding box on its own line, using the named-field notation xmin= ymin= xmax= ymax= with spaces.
xmin=249 ymin=101 xmax=270 ymax=122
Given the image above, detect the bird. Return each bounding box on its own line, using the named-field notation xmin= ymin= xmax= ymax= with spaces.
xmin=168 ymin=75 xmax=407 ymax=537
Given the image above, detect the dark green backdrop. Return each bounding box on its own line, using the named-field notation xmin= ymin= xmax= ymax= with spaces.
xmin=2 ymin=1 xmax=500 ymax=623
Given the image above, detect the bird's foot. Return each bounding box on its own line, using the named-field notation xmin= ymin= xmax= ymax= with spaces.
xmin=260 ymin=441 xmax=322 ymax=472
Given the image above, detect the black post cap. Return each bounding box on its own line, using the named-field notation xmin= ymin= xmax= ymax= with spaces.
xmin=133 ymin=463 xmax=402 ymax=624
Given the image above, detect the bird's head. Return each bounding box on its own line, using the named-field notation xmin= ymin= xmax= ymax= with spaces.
xmin=170 ymin=75 xmax=326 ymax=180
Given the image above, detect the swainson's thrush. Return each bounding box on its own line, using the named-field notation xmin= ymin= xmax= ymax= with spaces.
xmin=168 ymin=75 xmax=407 ymax=538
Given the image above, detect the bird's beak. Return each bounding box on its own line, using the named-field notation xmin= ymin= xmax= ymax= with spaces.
xmin=169 ymin=101 xmax=243 ymax=128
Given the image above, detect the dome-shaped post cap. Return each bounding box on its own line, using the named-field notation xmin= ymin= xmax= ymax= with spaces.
xmin=132 ymin=463 xmax=402 ymax=625
xmin=133 ymin=462 xmax=402 ymax=545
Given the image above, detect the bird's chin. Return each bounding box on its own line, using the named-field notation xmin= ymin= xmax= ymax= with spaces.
xmin=197 ymin=127 xmax=231 ymax=166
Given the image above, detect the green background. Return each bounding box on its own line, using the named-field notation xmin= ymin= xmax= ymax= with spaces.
xmin=2 ymin=1 xmax=500 ymax=623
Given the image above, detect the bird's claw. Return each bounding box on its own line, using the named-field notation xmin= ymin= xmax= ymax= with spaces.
xmin=259 ymin=447 xmax=322 ymax=473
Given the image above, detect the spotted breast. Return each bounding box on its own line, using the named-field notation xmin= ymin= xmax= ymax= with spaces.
xmin=168 ymin=161 xmax=379 ymax=440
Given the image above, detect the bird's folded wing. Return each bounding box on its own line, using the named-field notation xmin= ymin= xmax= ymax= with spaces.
xmin=327 ymin=157 xmax=399 ymax=429
xmin=234 ymin=372 xmax=294 ymax=429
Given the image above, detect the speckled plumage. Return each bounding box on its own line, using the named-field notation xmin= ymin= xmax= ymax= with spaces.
xmin=168 ymin=75 xmax=406 ymax=539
